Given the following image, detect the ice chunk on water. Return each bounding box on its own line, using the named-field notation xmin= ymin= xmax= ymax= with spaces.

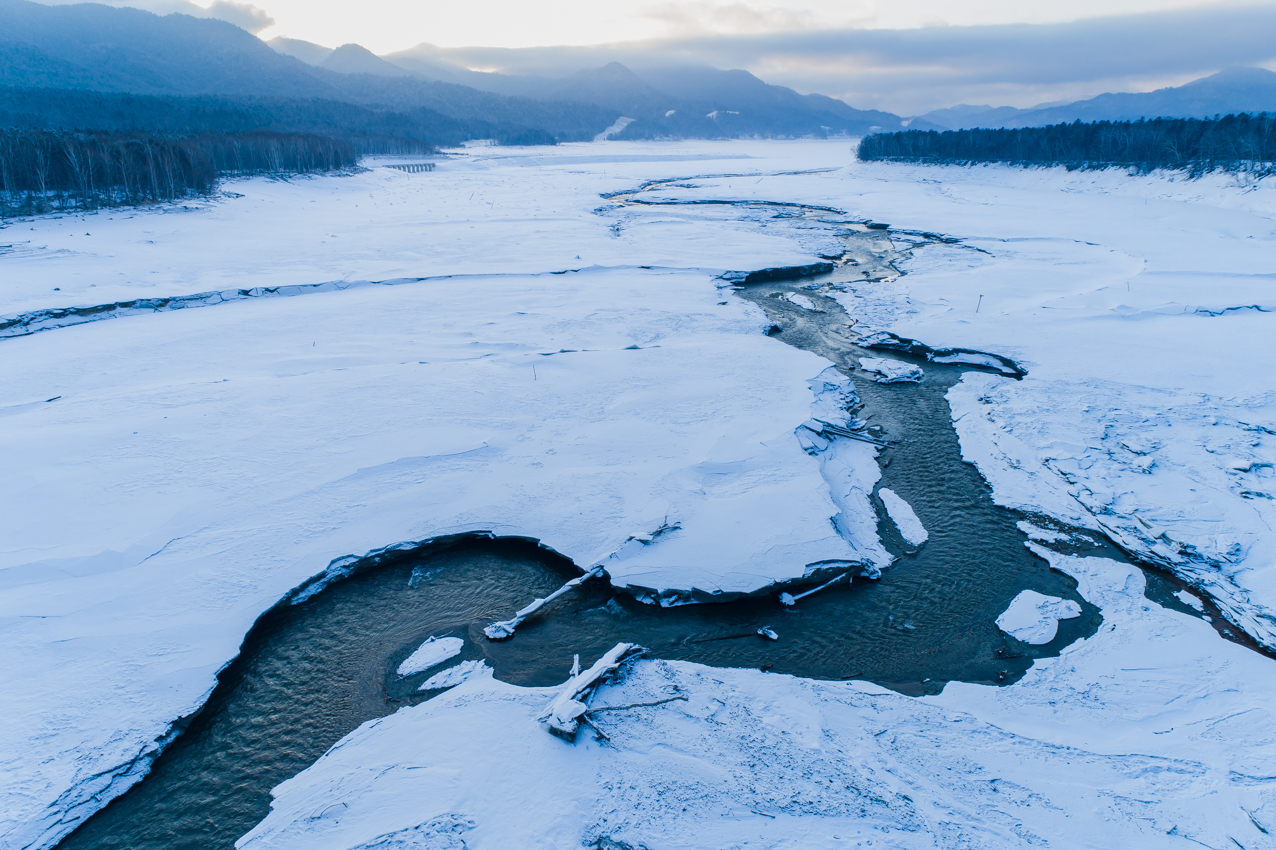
xmin=785 ymin=293 xmax=817 ymax=310
xmin=878 ymin=488 xmax=928 ymax=547
xmin=1174 ymin=589 xmax=1206 ymax=612
xmin=996 ymin=590 xmax=1082 ymax=644
xmin=419 ymin=660 xmax=490 ymax=691
xmin=397 ymin=636 xmax=464 ymax=677
xmin=859 ymin=357 xmax=923 ymax=383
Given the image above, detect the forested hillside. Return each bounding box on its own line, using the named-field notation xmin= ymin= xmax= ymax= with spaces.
xmin=859 ymin=114 xmax=1276 ymax=175
xmin=0 ymin=88 xmax=566 ymax=150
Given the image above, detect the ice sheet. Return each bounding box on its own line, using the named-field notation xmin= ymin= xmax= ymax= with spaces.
xmin=8 ymin=140 xmax=1276 ymax=849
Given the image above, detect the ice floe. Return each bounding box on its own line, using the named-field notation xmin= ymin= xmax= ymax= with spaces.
xmin=996 ymin=589 xmax=1082 ymax=644
xmin=784 ymin=292 xmax=817 ymax=310
xmin=878 ymin=487 xmax=928 ymax=546
xmin=395 ymin=637 xmax=464 ymax=677
xmin=419 ymin=660 xmax=490 ymax=692
xmin=858 ymin=356 xmax=923 ymax=383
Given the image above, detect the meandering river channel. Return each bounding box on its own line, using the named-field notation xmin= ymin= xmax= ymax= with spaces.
xmin=56 ymin=190 xmax=1219 ymax=850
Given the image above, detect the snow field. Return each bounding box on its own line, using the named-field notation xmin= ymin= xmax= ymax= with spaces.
xmin=0 ymin=142 xmax=848 ymax=319
xmin=7 ymin=139 xmax=1276 ymax=850
xmin=0 ymin=140 xmax=877 ymax=850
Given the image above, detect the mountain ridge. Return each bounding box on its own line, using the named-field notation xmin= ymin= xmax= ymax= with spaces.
xmin=1 ymin=0 xmax=906 ymax=143
xmin=919 ymin=67 xmax=1276 ymax=130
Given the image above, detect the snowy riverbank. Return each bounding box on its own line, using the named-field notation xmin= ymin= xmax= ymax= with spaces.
xmin=630 ymin=160 xmax=1276 ymax=651
xmin=238 ymin=546 xmax=1276 ymax=850
xmin=1 ymin=142 xmax=874 ymax=850
xmin=4 ymin=140 xmax=1275 ymax=849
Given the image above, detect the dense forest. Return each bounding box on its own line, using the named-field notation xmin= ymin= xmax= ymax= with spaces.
xmin=0 ymin=128 xmax=356 ymax=215
xmin=858 ymin=113 xmax=1276 ymax=175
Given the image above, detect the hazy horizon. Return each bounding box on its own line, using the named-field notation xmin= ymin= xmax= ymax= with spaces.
xmin=23 ymin=0 xmax=1276 ymax=114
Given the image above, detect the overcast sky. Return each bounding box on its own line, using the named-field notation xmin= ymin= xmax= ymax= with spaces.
xmin=34 ymin=0 xmax=1276 ymax=113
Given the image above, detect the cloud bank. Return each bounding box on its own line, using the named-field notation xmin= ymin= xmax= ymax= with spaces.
xmin=33 ymin=0 xmax=276 ymax=34
xmin=422 ymin=3 xmax=1276 ymax=113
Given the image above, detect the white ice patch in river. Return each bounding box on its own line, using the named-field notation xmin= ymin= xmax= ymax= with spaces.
xmin=858 ymin=356 xmax=923 ymax=383
xmin=878 ymin=488 xmax=928 ymax=546
xmin=785 ymin=293 xmax=817 ymax=310
xmin=996 ymin=590 xmax=1082 ymax=644
xmin=396 ymin=637 xmax=463 ymax=677
xmin=1175 ymin=589 xmax=1206 ymax=612
xmin=419 ymin=660 xmax=489 ymax=691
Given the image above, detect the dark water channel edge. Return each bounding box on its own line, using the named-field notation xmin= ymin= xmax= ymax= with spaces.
xmin=56 ymin=261 xmax=1233 ymax=850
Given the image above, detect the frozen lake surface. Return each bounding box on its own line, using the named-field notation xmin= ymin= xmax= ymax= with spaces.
xmin=3 ymin=140 xmax=1276 ymax=849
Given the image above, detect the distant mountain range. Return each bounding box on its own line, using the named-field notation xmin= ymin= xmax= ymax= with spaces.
xmin=0 ymin=0 xmax=905 ymax=144
xmin=917 ymin=67 xmax=1276 ymax=130
xmin=4 ymin=0 xmax=1273 ymax=147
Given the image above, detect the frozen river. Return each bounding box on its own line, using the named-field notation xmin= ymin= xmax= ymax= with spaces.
xmin=55 ymin=236 xmax=1232 ymax=850
xmin=5 ymin=141 xmax=1276 ymax=850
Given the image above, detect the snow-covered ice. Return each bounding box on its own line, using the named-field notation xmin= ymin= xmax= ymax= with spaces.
xmin=878 ymin=487 xmax=929 ymax=546
xmin=6 ymin=139 xmax=1276 ymax=849
xmin=395 ymin=637 xmax=464 ymax=677
xmin=0 ymin=141 xmax=882 ymax=849
xmin=419 ymin=661 xmax=490 ymax=692
xmin=995 ymin=589 xmax=1083 ymax=644
xmin=785 ymin=292 xmax=818 ymax=310
xmin=859 ymin=356 xmax=924 ymax=383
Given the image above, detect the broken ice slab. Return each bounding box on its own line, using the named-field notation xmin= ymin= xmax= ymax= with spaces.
xmin=878 ymin=488 xmax=929 ymax=547
xmin=858 ymin=357 xmax=923 ymax=384
xmin=419 ymin=659 xmax=489 ymax=691
xmin=396 ymin=636 xmax=464 ymax=677
xmin=996 ymin=590 xmax=1082 ymax=644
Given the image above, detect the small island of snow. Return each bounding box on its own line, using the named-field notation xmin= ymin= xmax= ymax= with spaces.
xmin=859 ymin=357 xmax=923 ymax=383
xmin=878 ymin=488 xmax=929 ymax=547
xmin=396 ymin=636 xmax=464 ymax=677
xmin=996 ymin=590 xmax=1082 ymax=644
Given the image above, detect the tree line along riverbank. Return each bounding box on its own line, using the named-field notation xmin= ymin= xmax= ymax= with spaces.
xmin=0 ymin=128 xmax=362 ymax=216
xmin=858 ymin=113 xmax=1276 ymax=176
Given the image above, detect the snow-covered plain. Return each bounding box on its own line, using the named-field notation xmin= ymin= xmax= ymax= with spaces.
xmin=0 ymin=141 xmax=870 ymax=850
xmin=4 ymin=139 xmax=1276 ymax=849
